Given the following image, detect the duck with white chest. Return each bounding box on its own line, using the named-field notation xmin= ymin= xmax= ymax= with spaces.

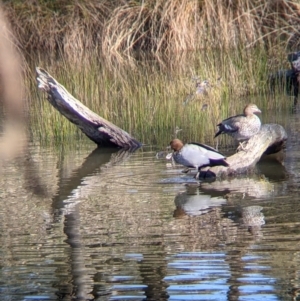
xmin=169 ymin=139 xmax=229 ymax=179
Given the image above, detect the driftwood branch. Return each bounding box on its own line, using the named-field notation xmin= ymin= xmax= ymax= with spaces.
xmin=36 ymin=67 xmax=141 ymax=150
xmin=201 ymin=123 xmax=287 ymax=179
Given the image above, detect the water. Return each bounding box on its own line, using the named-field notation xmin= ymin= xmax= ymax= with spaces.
xmin=1 ymin=107 xmax=300 ymax=301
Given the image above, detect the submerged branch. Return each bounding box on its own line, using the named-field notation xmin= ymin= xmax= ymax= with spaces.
xmin=36 ymin=67 xmax=141 ymax=150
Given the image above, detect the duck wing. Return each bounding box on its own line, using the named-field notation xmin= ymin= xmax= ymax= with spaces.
xmin=178 ymin=143 xmax=211 ymax=168
xmin=218 ymin=113 xmax=244 ymax=124
xmin=215 ymin=114 xmax=244 ymax=137
xmin=188 ymin=142 xmax=226 ymax=160
xmin=185 ymin=142 xmax=229 ymax=167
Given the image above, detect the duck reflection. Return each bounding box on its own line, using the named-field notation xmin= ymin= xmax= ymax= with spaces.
xmin=239 ymin=205 xmax=265 ymax=236
xmin=173 ymin=183 xmax=266 ymax=237
xmin=173 ymin=185 xmax=228 ymax=217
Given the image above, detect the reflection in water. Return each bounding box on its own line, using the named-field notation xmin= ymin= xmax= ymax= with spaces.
xmin=239 ymin=206 xmax=265 ymax=236
xmin=164 ymin=250 xmax=278 ymax=301
xmin=1 ymin=138 xmax=300 ymax=300
xmin=51 ymin=147 xmax=138 ymax=300
xmin=173 ymin=186 xmax=227 ymax=217
xmin=58 ymin=204 xmax=94 ymax=300
xmin=17 ymin=149 xmax=50 ymax=197
xmin=52 ymin=147 xmax=135 ymax=207
xmin=165 ymin=252 xmax=231 ymax=300
xmin=173 ymin=185 xmax=266 ymax=237
xmin=257 ymin=153 xmax=289 ymax=182
xmin=200 ymin=175 xmax=275 ymax=199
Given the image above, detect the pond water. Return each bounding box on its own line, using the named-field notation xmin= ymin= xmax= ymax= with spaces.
xmin=1 ymin=105 xmax=300 ymax=301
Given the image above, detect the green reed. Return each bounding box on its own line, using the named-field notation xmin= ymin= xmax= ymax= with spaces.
xmin=27 ymin=45 xmax=293 ymax=148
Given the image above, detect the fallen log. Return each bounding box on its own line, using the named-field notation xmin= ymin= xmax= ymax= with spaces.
xmin=36 ymin=67 xmax=141 ymax=150
xmin=200 ymin=123 xmax=287 ymax=179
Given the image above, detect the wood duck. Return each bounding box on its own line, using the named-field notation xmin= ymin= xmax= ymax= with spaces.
xmin=214 ymin=103 xmax=261 ymax=142
xmin=169 ymin=139 xmax=229 ymax=178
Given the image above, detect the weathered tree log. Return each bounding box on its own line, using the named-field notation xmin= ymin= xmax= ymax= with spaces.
xmin=36 ymin=67 xmax=141 ymax=150
xmin=200 ymin=123 xmax=287 ymax=179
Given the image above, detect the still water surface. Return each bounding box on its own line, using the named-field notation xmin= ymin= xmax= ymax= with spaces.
xmin=1 ymin=107 xmax=300 ymax=301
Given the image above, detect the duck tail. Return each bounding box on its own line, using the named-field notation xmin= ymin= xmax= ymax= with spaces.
xmin=210 ymin=158 xmax=229 ymax=167
xmin=214 ymin=130 xmax=222 ymax=138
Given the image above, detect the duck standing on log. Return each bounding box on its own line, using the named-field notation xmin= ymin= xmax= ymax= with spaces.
xmin=169 ymin=139 xmax=229 ymax=179
xmin=214 ymin=103 xmax=262 ymax=149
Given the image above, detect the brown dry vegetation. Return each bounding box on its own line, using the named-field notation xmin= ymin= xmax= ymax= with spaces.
xmin=2 ymin=0 xmax=300 ymax=67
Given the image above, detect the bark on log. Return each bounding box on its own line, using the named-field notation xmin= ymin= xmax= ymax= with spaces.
xmin=36 ymin=67 xmax=142 ymax=150
xmin=200 ymin=123 xmax=287 ymax=179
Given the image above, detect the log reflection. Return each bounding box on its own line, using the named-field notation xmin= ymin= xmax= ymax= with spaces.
xmin=50 ymin=147 xmax=136 ymax=300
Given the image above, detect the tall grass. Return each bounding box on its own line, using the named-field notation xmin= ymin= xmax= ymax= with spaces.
xmin=3 ymin=0 xmax=300 ymax=65
xmin=27 ymin=45 xmax=291 ymax=148
xmin=2 ymin=0 xmax=297 ymax=147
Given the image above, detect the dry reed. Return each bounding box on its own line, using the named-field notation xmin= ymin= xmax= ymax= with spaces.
xmin=3 ymin=0 xmax=300 ymax=66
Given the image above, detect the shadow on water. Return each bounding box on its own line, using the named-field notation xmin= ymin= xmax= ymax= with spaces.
xmin=257 ymin=153 xmax=289 ymax=182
